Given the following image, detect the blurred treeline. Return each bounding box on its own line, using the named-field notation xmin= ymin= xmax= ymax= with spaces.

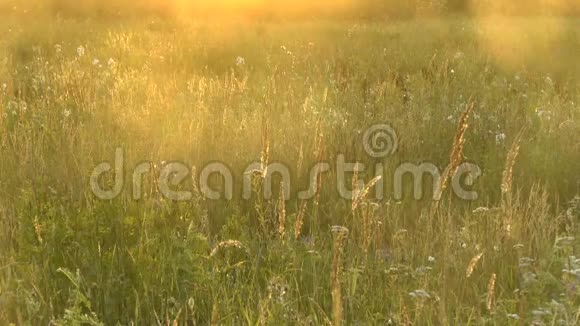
xmin=1 ymin=0 xmax=580 ymax=20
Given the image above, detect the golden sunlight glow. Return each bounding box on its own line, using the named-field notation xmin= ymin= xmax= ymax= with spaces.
xmin=172 ymin=0 xmax=355 ymax=18
xmin=468 ymin=0 xmax=576 ymax=71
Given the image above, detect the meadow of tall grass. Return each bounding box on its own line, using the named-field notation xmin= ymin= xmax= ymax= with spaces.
xmin=0 ymin=11 xmax=579 ymax=325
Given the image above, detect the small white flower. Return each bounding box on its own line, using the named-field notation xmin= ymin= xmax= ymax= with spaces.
xmin=472 ymin=207 xmax=489 ymax=214
xmin=562 ymin=269 xmax=580 ymax=277
xmin=92 ymin=58 xmax=100 ymax=66
xmin=409 ymin=289 xmax=431 ymax=299
xmin=495 ymin=132 xmax=506 ymax=144
xmin=519 ymin=257 xmax=534 ymax=268
xmin=555 ymin=236 xmax=575 ymax=247
xmin=507 ymin=313 xmax=520 ymax=320
xmin=535 ymin=108 xmax=552 ymax=120
xmin=77 ymin=45 xmax=85 ymax=57
xmin=450 ymin=69 xmax=455 ymax=74
xmin=63 ymin=108 xmax=71 ymax=118
xmin=531 ymin=308 xmax=551 ymax=317
xmin=235 ymin=56 xmax=245 ymax=66
xmin=331 ymin=225 xmax=349 ymax=234
xmin=386 ymin=267 xmax=399 ymax=274
xmin=107 ymin=58 xmax=116 ymax=66
xmin=415 ymin=266 xmax=432 ymax=274
xmin=54 ymin=44 xmax=62 ymax=53
xmin=428 ymin=256 xmax=436 ymax=263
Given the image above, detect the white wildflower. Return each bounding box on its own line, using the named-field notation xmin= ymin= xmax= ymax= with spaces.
xmin=555 ymin=236 xmax=575 ymax=247
xmin=513 ymin=243 xmax=524 ymax=250
xmin=77 ymin=45 xmax=85 ymax=57
xmin=519 ymin=257 xmax=534 ymax=268
xmin=92 ymin=58 xmax=100 ymax=66
xmin=386 ymin=267 xmax=399 ymax=274
xmin=507 ymin=313 xmax=520 ymax=320
xmin=472 ymin=207 xmax=489 ymax=214
xmin=63 ymin=108 xmax=71 ymax=118
xmin=495 ymin=132 xmax=506 ymax=144
xmin=531 ymin=308 xmax=551 ymax=317
xmin=409 ymin=289 xmax=431 ymax=299
xmin=415 ymin=266 xmax=432 ymax=274
xmin=107 ymin=58 xmax=116 ymax=66
xmin=331 ymin=225 xmax=349 ymax=234
xmin=235 ymin=56 xmax=245 ymax=66
xmin=428 ymin=256 xmax=436 ymax=263
xmin=535 ymin=108 xmax=552 ymax=120
xmin=562 ymin=268 xmax=580 ymax=277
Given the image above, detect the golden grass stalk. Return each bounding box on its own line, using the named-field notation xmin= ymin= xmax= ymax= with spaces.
xmin=466 ymin=252 xmax=484 ymax=278
xmin=211 ymin=301 xmax=218 ymax=325
xmin=331 ymin=226 xmax=349 ymax=326
xmin=278 ymin=182 xmax=286 ymax=240
xmin=351 ymin=166 xmax=360 ymax=211
xmin=352 ymin=175 xmax=382 ymax=211
xmin=486 ymin=273 xmax=497 ymax=311
xmin=361 ymin=203 xmax=378 ymax=253
xmin=295 ymin=200 xmax=307 ymax=240
xmin=313 ymin=124 xmax=325 ymax=206
xmin=261 ymin=120 xmax=271 ymax=178
xmin=33 ymin=216 xmax=43 ymax=244
xmin=434 ymin=100 xmax=475 ymax=201
xmin=210 ymin=240 xmax=245 ymax=257
xmin=297 ymin=141 xmax=304 ymax=176
xmin=501 ymin=126 xmax=526 ymax=205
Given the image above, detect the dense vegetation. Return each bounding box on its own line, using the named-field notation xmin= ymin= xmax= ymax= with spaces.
xmin=0 ymin=10 xmax=579 ymax=325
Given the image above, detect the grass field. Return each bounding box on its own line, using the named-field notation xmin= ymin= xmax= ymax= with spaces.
xmin=0 ymin=13 xmax=580 ymax=325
